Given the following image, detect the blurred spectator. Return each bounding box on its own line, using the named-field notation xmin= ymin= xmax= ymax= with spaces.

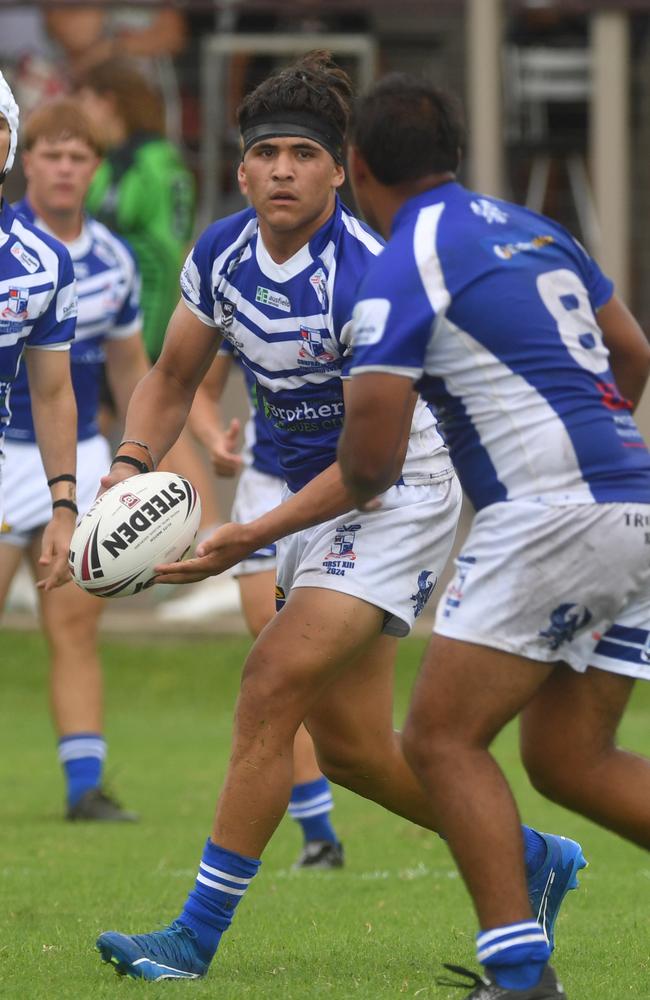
xmin=46 ymin=1 xmax=187 ymax=141
xmin=77 ymin=58 xmax=194 ymax=363
xmin=76 ymin=58 xmax=222 ymax=541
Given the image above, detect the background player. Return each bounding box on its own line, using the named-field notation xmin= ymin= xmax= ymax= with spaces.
xmin=0 ymin=98 xmax=147 ymax=821
xmin=0 ymin=73 xmax=77 ymax=593
xmin=338 ymin=74 xmax=650 ymax=999
xmin=93 ymin=54 xmax=578 ymax=983
xmin=191 ymin=349 xmax=343 ymax=868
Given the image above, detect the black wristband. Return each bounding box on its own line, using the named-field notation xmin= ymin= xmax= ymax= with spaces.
xmin=111 ymin=454 xmax=150 ymax=475
xmin=52 ymin=499 xmax=78 ymax=515
xmin=47 ymin=473 xmax=77 ymax=487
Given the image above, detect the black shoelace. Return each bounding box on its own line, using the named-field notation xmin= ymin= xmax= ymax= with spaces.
xmin=436 ymin=963 xmax=490 ymax=989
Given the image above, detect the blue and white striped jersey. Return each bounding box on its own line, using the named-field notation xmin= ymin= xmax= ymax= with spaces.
xmin=218 ymin=340 xmax=282 ymax=478
xmin=0 ymin=198 xmax=76 ymax=451
xmin=182 ymin=197 xmax=450 ymax=492
xmin=6 ymin=198 xmax=141 ymax=443
xmin=350 ymin=182 xmax=650 ymax=510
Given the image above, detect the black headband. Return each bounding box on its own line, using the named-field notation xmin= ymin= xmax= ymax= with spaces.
xmin=241 ymin=111 xmax=344 ymax=165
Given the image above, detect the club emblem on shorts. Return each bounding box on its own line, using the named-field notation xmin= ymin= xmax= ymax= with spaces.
xmin=411 ymin=571 xmax=437 ymax=618
xmin=539 ymin=603 xmax=593 ymax=651
xmin=275 ymin=583 xmax=286 ymax=612
xmin=323 ymin=523 xmax=361 ymax=576
xmin=2 ymin=287 xmax=29 ymax=322
xmin=442 ymin=554 xmax=476 ymax=619
xmin=297 ymin=326 xmax=336 ymax=368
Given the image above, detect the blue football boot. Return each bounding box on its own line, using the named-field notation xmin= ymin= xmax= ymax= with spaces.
xmin=97 ymin=920 xmax=209 ymax=980
xmin=527 ymin=833 xmax=587 ymax=951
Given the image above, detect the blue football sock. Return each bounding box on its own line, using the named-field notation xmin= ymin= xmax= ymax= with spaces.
xmin=288 ymin=777 xmax=338 ymax=844
xmin=58 ymin=733 xmax=105 ymax=807
xmin=179 ymin=840 xmax=261 ymax=963
xmin=478 ymin=921 xmax=551 ymax=990
xmin=522 ymin=825 xmax=547 ymax=875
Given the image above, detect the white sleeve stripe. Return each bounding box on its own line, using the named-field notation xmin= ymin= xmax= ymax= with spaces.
xmin=107 ymin=318 xmax=142 ymax=340
xmin=24 ymin=343 xmax=71 ymax=352
xmin=414 ymin=203 xmax=450 ymax=314
xmin=182 ymin=297 xmax=218 ymax=327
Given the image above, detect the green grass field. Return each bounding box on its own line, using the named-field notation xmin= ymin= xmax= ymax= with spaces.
xmin=1 ymin=629 xmax=649 ymax=1000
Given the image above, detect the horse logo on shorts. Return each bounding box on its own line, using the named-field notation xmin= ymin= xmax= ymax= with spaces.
xmin=539 ymin=603 xmax=593 ymax=651
xmin=411 ymin=571 xmax=437 ymax=618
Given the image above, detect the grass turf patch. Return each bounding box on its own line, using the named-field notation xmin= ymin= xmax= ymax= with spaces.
xmin=1 ymin=630 xmax=649 ymax=998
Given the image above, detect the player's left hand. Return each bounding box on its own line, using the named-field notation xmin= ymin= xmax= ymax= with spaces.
xmin=36 ymin=512 xmax=75 ymax=590
xmin=153 ymin=521 xmax=257 ymax=584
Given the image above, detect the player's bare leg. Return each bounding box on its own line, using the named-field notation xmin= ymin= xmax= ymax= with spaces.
xmin=30 ymin=531 xmax=135 ymax=821
xmin=212 ymin=587 xmax=385 ymax=857
xmin=31 ymin=533 xmax=104 ymax=735
xmin=402 ymin=634 xmax=553 ymax=930
xmin=238 ymin=569 xmax=343 ymax=864
xmin=237 ymin=569 xmax=275 ymax=638
xmin=521 ymin=664 xmax=650 ymax=849
xmin=307 ymin=632 xmax=450 ymax=828
xmin=0 ymin=540 xmax=25 ymax=608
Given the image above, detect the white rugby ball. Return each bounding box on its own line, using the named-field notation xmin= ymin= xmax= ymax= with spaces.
xmin=69 ymin=471 xmax=201 ymax=598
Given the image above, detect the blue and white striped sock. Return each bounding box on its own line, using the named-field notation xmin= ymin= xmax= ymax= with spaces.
xmin=58 ymin=733 xmax=106 ymax=807
xmin=288 ymin=777 xmax=338 ymax=844
xmin=179 ymin=840 xmax=261 ymax=962
xmin=477 ymin=921 xmax=551 ymax=990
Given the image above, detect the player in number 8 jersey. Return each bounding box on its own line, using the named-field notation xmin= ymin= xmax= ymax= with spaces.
xmin=339 ymin=75 xmax=650 ymax=998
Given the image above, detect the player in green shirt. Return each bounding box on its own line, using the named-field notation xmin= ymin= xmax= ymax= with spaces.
xmin=79 ymin=58 xmax=194 ymax=361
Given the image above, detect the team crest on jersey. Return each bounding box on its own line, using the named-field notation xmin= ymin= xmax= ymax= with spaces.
xmin=0 ymin=287 xmax=30 ymax=333
xmin=309 ymin=267 xmax=329 ymax=310
xmin=255 ymin=286 xmax=291 ymax=312
xmin=298 ymin=326 xmax=336 ymax=368
xmin=275 ymin=583 xmax=286 ymax=612
xmin=10 ymin=241 xmax=40 ymax=274
xmin=323 ymin=523 xmax=361 ymax=576
xmin=411 ymin=571 xmax=437 ymax=618
xmin=539 ymin=603 xmax=593 ymax=651
xmin=470 ymin=198 xmax=508 ymax=224
xmin=3 ymin=287 xmax=29 ymax=318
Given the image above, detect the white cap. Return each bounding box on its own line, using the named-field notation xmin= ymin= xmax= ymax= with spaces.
xmin=0 ymin=71 xmax=19 ymax=177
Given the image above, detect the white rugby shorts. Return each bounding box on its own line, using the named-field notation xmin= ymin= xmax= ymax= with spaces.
xmin=435 ymin=499 xmax=650 ymax=681
xmin=0 ymin=435 xmax=110 ymax=547
xmin=231 ymin=465 xmax=284 ymax=576
xmin=276 ymin=474 xmax=462 ymax=637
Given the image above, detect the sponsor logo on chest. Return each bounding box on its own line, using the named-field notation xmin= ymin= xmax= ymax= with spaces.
xmin=255 ymin=286 xmax=291 ymax=312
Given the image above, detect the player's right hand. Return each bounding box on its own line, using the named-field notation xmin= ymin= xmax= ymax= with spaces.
xmin=97 ymin=463 xmax=138 ymax=497
xmin=210 ymin=418 xmax=243 ymax=477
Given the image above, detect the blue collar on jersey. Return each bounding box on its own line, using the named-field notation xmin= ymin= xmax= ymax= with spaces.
xmin=241 ymin=111 xmax=344 ymax=165
xmin=391 ymin=180 xmax=460 ymax=234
